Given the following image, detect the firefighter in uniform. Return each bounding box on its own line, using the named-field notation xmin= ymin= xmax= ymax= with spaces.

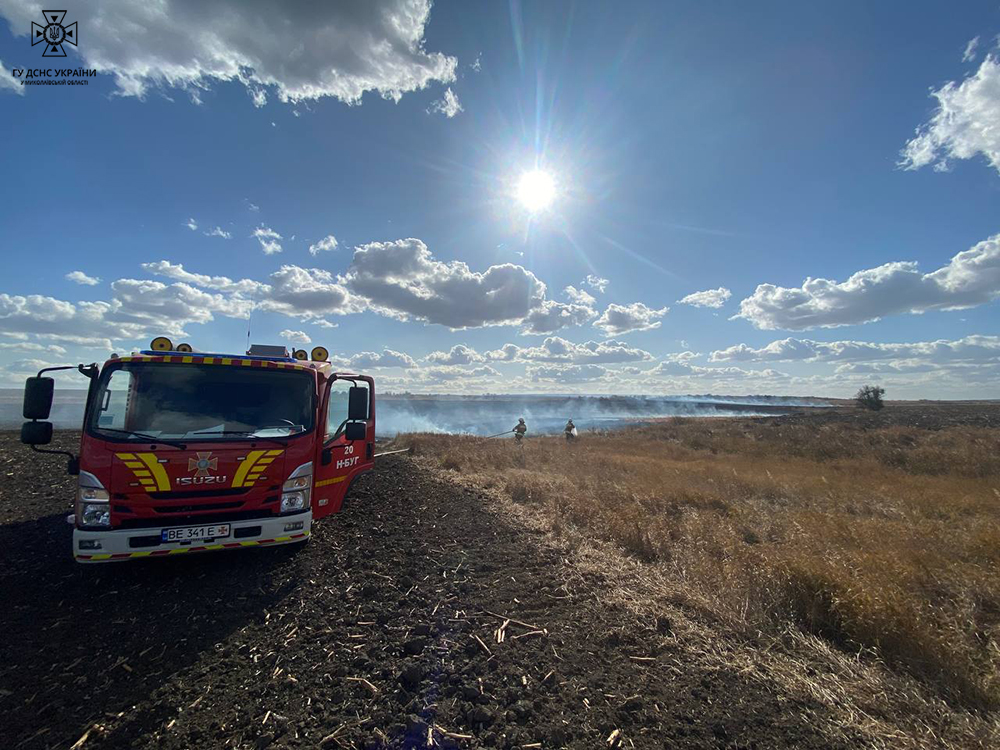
xmin=564 ymin=419 xmax=576 ymax=442
xmin=513 ymin=418 xmax=527 ymax=443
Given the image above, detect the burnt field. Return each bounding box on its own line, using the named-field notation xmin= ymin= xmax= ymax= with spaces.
xmin=2 ymin=402 xmax=999 ymax=749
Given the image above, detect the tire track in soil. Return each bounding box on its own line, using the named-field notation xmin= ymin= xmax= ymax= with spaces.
xmin=1 ymin=437 xmax=857 ymax=749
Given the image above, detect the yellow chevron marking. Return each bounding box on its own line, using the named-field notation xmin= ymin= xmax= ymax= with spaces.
xmin=221 ymin=358 xmax=232 ymax=365
xmin=124 ymin=461 xmax=144 ymax=469
xmin=136 ymin=453 xmax=171 ymax=491
xmin=182 ymin=356 xmax=193 ymax=363
xmin=168 ymin=548 xmax=189 ymax=555
xmin=273 ymin=536 xmax=291 ymax=542
xmin=116 ymin=453 xmax=137 ymax=460
xmin=205 ymin=544 xmax=225 ymax=550
xmin=265 ymin=449 xmax=283 ymax=457
xmin=92 ymin=554 xmax=111 ymax=560
xmin=133 ymin=469 xmax=152 ymax=477
xmin=240 ymin=541 xmax=258 ymax=547
xmin=315 ymin=476 xmax=347 ymax=488
xmin=203 ymin=357 xmax=215 ymax=364
xmin=131 ymin=551 xmax=152 ymax=557
xmin=233 ymin=450 xmax=268 ymax=488
xmin=241 ymin=359 xmax=251 ymax=366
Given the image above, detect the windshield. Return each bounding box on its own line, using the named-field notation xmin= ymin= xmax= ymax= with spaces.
xmin=88 ymin=362 xmax=316 ymax=441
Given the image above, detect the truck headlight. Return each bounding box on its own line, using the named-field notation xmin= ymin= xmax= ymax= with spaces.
xmin=76 ymin=473 xmax=110 ymax=527
xmin=280 ymin=491 xmax=307 ymax=513
xmin=281 ymin=464 xmax=312 ymax=514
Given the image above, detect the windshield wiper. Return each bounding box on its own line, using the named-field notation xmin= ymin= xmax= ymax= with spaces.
xmin=96 ymin=428 xmax=187 ymax=449
xmin=191 ymin=430 xmax=289 ymax=446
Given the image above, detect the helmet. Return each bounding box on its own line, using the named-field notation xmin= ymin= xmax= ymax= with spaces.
xmin=518 ymin=418 xmax=525 ymax=423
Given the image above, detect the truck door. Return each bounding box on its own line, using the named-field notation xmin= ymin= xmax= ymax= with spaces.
xmin=313 ymin=377 xmax=373 ymax=519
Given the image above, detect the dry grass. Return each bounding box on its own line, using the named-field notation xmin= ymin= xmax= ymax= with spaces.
xmin=398 ymin=417 xmax=1000 ymax=711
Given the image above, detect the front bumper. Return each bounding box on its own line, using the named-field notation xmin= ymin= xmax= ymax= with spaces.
xmin=73 ymin=512 xmax=312 ymax=563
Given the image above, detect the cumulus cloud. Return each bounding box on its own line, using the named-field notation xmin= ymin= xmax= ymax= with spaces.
xmin=309 ymin=235 xmax=339 ymax=256
xmin=593 ymin=302 xmax=668 ymax=336
xmin=0 ymin=0 xmax=457 ymax=105
xmin=678 ymin=287 xmax=731 ymax=308
xmin=260 ymin=265 xmax=359 ymax=319
xmin=312 ymin=319 xmax=338 ymax=329
xmin=0 ymin=60 xmax=22 ymax=95
xmin=489 ymin=337 xmax=652 ymax=365
xmin=901 ymin=55 xmax=1000 ymax=173
xmin=345 ymin=238 xmax=546 ymax=329
xmin=528 ymin=364 xmax=608 ymax=384
xmin=204 ymin=226 xmax=232 ymax=239
xmin=424 ymin=344 xmax=484 ymax=366
xmin=521 ymin=300 xmax=597 ymax=335
xmin=735 ymin=234 xmax=1000 ymax=330
xmin=142 ymin=261 xmax=263 ymax=295
xmin=349 ymin=349 xmax=416 ymax=369
xmin=584 ymin=275 xmax=609 ymax=293
xmin=253 ymin=226 xmax=283 ymax=255
xmin=66 ymin=271 xmax=101 ymax=286
xmin=711 ymin=334 xmax=1000 ymax=365
xmin=279 ymin=329 xmax=311 ymax=345
xmin=564 ymin=285 xmax=596 ymax=307
xmin=428 ymin=87 xmax=462 ymax=117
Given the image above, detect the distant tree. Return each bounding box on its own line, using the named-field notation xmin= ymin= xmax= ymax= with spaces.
xmin=855 ymin=385 xmax=885 ymax=411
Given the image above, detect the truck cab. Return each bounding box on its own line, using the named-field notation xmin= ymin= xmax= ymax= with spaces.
xmin=21 ymin=341 xmax=375 ymax=562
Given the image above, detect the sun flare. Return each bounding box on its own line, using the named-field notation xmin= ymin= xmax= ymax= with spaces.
xmin=515 ymin=169 xmax=556 ymax=212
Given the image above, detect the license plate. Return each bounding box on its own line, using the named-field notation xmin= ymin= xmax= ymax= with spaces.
xmin=161 ymin=524 xmax=231 ymax=543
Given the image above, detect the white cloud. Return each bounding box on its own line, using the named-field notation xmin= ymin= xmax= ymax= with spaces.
xmin=489 ymin=337 xmax=653 ymax=365
xmin=345 ymin=238 xmax=546 ymax=329
xmin=66 ymin=271 xmax=101 ymax=286
xmin=711 ymin=334 xmax=1000 ymax=365
xmin=309 ymin=235 xmax=339 ymax=256
xmin=593 ymin=302 xmax=668 ymax=336
xmin=142 ymin=260 xmax=263 ymax=295
xmin=0 ymin=0 xmax=457 ymax=105
xmin=312 ymin=319 xmax=338 ymax=329
xmin=0 ymin=342 xmax=67 ymax=355
xmin=735 ymin=234 xmax=1000 ymax=330
xmin=0 ymin=59 xmax=22 ymax=95
xmin=185 ymin=218 xmax=198 ymax=231
xmin=521 ymin=300 xmax=597 ymax=335
xmin=963 ymin=36 xmax=981 ymax=63
xmin=901 ymin=55 xmax=1000 ymax=173
xmin=279 ymin=329 xmax=311 ymax=345
xmin=349 ymin=349 xmax=416 ymax=369
xmin=528 ymin=364 xmax=608 ymax=384
xmin=424 ymin=344 xmax=485 ymax=365
xmin=260 ymin=265 xmax=359 ymax=319
xmin=678 ymin=287 xmax=731 ymax=308
xmin=584 ymin=275 xmax=609 ymax=293
xmin=470 ymin=54 xmax=482 ymax=73
xmin=204 ymin=226 xmax=232 ymax=239
xmin=253 ymin=225 xmax=283 ymax=255
xmin=564 ymin=285 xmax=596 ymax=307
xmin=428 ymin=87 xmax=463 ymax=117
xmin=246 ymin=200 xmax=260 ymax=212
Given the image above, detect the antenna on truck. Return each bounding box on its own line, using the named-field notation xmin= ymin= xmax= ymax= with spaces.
xmin=245 ymin=288 xmax=256 ymax=354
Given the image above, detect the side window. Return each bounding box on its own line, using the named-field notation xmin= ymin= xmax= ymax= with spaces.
xmin=97 ymin=369 xmax=134 ymax=431
xmin=325 ymin=380 xmax=369 ymax=442
xmin=325 ymin=380 xmax=351 ymax=442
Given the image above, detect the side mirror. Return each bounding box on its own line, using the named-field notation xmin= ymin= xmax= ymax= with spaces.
xmin=23 ymin=376 xmax=54 ymax=420
xmin=344 ymin=422 xmax=367 ymax=441
xmin=348 ymin=386 xmax=369 ymax=421
xmin=21 ymin=420 xmax=53 ymax=446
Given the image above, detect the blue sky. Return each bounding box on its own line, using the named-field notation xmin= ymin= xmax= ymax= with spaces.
xmin=1 ymin=1 xmax=998 ymax=397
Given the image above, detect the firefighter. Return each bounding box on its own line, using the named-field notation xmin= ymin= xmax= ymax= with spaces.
xmin=513 ymin=418 xmax=527 ymax=443
xmin=564 ymin=418 xmax=576 ymax=442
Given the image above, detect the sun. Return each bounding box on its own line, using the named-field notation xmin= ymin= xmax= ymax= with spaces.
xmin=515 ymin=169 xmax=556 ymax=212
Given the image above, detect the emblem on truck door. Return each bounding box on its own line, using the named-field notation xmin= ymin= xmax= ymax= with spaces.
xmin=188 ymin=452 xmax=218 ymax=477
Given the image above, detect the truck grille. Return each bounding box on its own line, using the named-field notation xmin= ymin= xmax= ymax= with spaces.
xmin=118 ymin=510 xmax=274 ymax=530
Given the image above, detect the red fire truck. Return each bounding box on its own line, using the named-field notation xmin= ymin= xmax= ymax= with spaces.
xmin=20 ymin=338 xmax=375 ymax=563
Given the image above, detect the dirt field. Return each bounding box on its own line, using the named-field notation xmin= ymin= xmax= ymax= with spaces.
xmin=2 ymin=405 xmax=998 ymax=749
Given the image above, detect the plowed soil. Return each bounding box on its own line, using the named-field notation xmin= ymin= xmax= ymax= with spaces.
xmin=2 ymin=431 xmax=866 ymax=750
